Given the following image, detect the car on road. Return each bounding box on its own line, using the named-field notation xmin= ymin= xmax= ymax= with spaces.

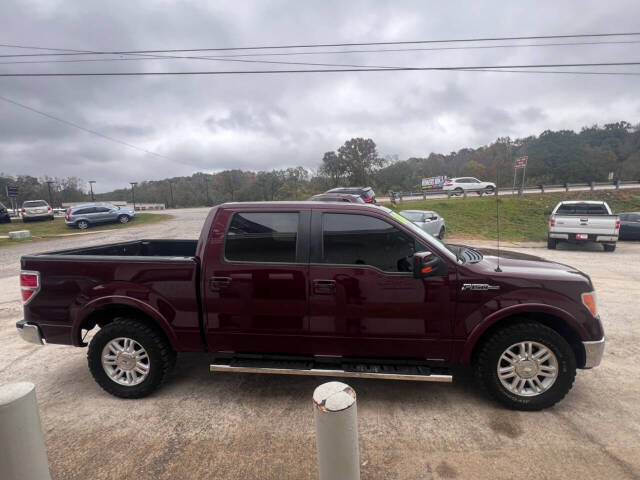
xmin=618 ymin=212 xmax=640 ymax=240
xmin=309 ymin=193 xmax=365 ymax=203
xmin=443 ymin=177 xmax=496 ymax=196
xmin=326 ymin=186 xmax=376 ymax=203
xmin=547 ymin=201 xmax=619 ymax=251
xmin=17 ymin=201 xmax=605 ymax=410
xmin=65 ymin=202 xmax=136 ymax=230
xmin=0 ymin=201 xmax=11 ymax=223
xmin=399 ymin=209 xmax=446 ymax=238
xmin=21 ymin=200 xmax=54 ymax=222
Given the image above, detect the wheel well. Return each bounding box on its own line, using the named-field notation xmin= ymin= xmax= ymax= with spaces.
xmin=77 ymin=305 xmax=171 ymax=347
xmin=471 ymin=313 xmax=585 ymax=368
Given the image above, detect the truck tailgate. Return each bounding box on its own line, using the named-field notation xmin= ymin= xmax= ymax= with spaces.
xmin=553 ymin=215 xmax=618 ymax=234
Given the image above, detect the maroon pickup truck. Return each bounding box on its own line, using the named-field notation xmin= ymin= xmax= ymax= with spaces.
xmin=17 ymin=202 xmax=605 ymax=410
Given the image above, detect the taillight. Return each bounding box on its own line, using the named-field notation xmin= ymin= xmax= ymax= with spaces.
xmin=364 ymin=197 xmax=372 ymax=203
xmin=550 ymin=218 xmax=556 ymax=227
xmin=20 ymin=271 xmax=40 ymax=304
xmin=615 ymin=219 xmax=620 ymax=230
xmin=66 ymin=210 xmax=71 ymax=220
xmin=47 ymin=206 xmax=51 ymax=211
xmin=21 ymin=208 xmax=26 ymax=213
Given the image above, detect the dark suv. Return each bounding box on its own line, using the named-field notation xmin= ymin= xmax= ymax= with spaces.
xmin=0 ymin=202 xmax=11 ymax=223
xmin=326 ymin=186 xmax=376 ymax=203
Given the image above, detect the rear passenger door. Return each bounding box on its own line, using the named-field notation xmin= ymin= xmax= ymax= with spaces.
xmin=308 ymin=210 xmax=454 ymax=361
xmin=202 ymin=209 xmax=312 ymax=354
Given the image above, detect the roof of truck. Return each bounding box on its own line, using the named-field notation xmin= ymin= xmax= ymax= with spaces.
xmin=219 ymin=201 xmax=387 ymax=211
xmin=556 ymin=200 xmax=606 ymax=205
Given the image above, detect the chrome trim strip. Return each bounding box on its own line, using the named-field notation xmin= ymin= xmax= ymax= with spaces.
xmin=595 ymin=236 xmax=618 ymax=242
xmin=549 ymin=233 xmax=569 ymax=239
xmin=582 ymin=337 xmax=605 ymax=368
xmin=210 ymin=364 xmax=452 ymax=382
xmin=17 ymin=322 xmax=44 ymax=345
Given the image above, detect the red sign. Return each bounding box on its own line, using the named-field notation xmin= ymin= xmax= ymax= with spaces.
xmin=514 ymin=156 xmax=528 ymax=168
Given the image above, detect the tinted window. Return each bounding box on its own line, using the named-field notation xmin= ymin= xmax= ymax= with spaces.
xmin=73 ymin=208 xmax=93 ymax=215
xmin=322 ymin=213 xmax=416 ymax=272
xmin=23 ymin=200 xmax=47 ymax=207
xmin=557 ymin=203 xmax=608 ymax=215
xmin=629 ymin=214 xmax=640 ymax=222
xmin=225 ymin=212 xmax=298 ymax=263
xmin=94 ymin=207 xmax=111 ymax=213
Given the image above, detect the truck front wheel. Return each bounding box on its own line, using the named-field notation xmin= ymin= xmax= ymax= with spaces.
xmin=88 ymin=318 xmax=176 ymax=398
xmin=474 ymin=322 xmax=576 ymax=410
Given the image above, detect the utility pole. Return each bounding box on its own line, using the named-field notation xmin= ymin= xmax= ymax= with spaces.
xmin=204 ymin=175 xmax=210 ymax=206
xmin=88 ymin=181 xmax=96 ymax=202
xmin=168 ymin=181 xmax=174 ymax=209
xmin=45 ymin=181 xmax=54 ymax=207
xmin=130 ymin=182 xmax=137 ymax=211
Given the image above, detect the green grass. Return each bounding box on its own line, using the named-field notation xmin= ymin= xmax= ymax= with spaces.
xmin=388 ymin=189 xmax=640 ymax=242
xmin=0 ymin=213 xmax=172 ymax=247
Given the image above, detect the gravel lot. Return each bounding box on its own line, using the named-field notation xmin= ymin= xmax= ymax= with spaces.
xmin=1 ymin=208 xmax=639 ymax=479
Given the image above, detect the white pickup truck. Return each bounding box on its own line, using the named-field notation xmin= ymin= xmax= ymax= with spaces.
xmin=547 ymin=201 xmax=620 ymax=251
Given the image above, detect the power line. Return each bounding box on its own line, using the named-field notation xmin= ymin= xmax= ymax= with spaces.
xmin=1 ymin=61 xmax=639 ymax=77
xmin=0 ymin=94 xmax=169 ymax=158
xmin=1 ymin=32 xmax=639 ymax=58
xmin=2 ymin=39 xmax=640 ymax=66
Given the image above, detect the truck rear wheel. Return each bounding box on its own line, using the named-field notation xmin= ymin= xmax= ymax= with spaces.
xmin=547 ymin=236 xmax=557 ymax=249
xmin=474 ymin=322 xmax=576 ymax=410
xmin=603 ymin=243 xmax=616 ymax=252
xmin=88 ymin=318 xmax=176 ymax=398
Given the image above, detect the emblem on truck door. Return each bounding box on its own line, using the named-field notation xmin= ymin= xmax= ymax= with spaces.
xmin=461 ymin=283 xmax=500 ymax=291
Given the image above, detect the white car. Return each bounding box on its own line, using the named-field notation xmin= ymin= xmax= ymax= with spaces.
xmin=443 ymin=177 xmax=496 ymax=196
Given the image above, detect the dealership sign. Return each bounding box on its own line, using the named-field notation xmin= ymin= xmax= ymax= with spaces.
xmin=514 ymin=156 xmax=528 ymax=169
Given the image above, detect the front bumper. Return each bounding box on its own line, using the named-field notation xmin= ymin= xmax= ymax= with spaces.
xmin=16 ymin=319 xmax=44 ymax=345
xmin=582 ymin=337 xmax=605 ymax=368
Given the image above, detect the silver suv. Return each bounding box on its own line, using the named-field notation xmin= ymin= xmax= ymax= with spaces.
xmin=22 ymin=200 xmax=54 ymax=222
xmin=65 ymin=203 xmax=135 ymax=229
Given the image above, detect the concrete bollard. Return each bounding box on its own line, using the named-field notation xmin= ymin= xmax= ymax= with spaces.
xmin=313 ymin=382 xmax=360 ymax=480
xmin=0 ymin=382 xmax=52 ymax=480
xmin=8 ymin=230 xmax=30 ymax=240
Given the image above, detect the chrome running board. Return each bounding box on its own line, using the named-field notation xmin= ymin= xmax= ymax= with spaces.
xmin=210 ymin=362 xmax=452 ymax=383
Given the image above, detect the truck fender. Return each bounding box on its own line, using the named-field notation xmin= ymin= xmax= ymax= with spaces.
xmin=72 ymin=295 xmax=180 ymax=349
xmin=458 ymin=303 xmax=583 ymax=364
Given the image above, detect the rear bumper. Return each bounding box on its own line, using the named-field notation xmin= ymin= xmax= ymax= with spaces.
xmin=582 ymin=337 xmax=605 ymax=368
xmin=550 ymin=232 xmax=617 ymax=243
xmin=16 ymin=319 xmax=44 ymax=345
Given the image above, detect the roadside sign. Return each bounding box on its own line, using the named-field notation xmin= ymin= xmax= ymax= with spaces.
xmin=514 ymin=156 xmax=528 ymax=169
xmin=6 ymin=185 xmax=19 ymax=197
xmin=421 ymin=175 xmax=447 ymax=190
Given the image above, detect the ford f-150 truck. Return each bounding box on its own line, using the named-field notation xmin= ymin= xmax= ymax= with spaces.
xmin=547 ymin=200 xmax=619 ymax=251
xmin=16 ymin=202 xmax=605 ymax=410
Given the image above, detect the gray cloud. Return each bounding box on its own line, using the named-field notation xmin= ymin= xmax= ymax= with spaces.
xmin=1 ymin=0 xmax=639 ymax=190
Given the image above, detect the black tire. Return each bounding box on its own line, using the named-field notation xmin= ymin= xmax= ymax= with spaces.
xmin=474 ymin=321 xmax=576 ymax=411
xmin=603 ymin=243 xmax=616 ymax=252
xmin=438 ymin=227 xmax=445 ymax=239
xmin=486 ymin=186 xmax=495 ymax=195
xmin=88 ymin=318 xmax=176 ymax=398
xmin=118 ymin=214 xmax=130 ymax=224
xmin=547 ymin=236 xmax=557 ymax=249
xmin=454 ymin=187 xmax=464 ymax=196
xmin=77 ymin=220 xmax=89 ymax=230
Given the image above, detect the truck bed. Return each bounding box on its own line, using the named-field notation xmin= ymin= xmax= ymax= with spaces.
xmin=33 ymin=239 xmax=199 ymax=259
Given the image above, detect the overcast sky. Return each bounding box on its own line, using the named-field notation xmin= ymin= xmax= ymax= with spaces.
xmin=1 ymin=0 xmax=639 ymax=192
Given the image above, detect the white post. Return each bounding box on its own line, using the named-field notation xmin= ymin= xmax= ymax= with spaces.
xmin=0 ymin=382 xmax=52 ymax=480
xmin=313 ymin=381 xmax=360 ymax=480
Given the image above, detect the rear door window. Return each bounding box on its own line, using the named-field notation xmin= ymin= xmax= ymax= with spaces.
xmin=225 ymin=212 xmax=299 ymax=263
xmin=321 ymin=213 xmax=416 ymax=272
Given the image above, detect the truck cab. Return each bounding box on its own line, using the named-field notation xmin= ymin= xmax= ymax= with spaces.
xmin=17 ymin=202 xmax=605 ymax=410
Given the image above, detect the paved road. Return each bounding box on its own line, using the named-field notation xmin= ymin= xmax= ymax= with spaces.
xmin=1 ymin=210 xmax=639 ymax=479
xmin=377 ymin=182 xmax=640 ymax=203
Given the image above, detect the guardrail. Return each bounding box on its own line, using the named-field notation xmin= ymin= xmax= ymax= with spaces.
xmin=383 ymin=179 xmax=640 ymax=203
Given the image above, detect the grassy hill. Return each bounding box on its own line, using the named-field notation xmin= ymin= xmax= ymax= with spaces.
xmin=389 ymin=189 xmax=640 ymax=242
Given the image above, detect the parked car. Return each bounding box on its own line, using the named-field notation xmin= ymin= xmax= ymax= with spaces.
xmin=443 ymin=177 xmax=496 ymax=196
xmin=399 ymin=210 xmax=446 ymax=238
xmin=309 ymin=193 xmax=364 ymax=203
xmin=547 ymin=201 xmax=619 ymax=251
xmin=326 ymin=186 xmax=376 ymax=203
xmin=0 ymin=202 xmax=11 ymax=223
xmin=619 ymin=212 xmax=640 ymax=240
xmin=65 ymin=202 xmax=136 ymax=230
xmin=21 ymin=200 xmax=54 ymax=222
xmin=17 ymin=202 xmax=605 ymax=410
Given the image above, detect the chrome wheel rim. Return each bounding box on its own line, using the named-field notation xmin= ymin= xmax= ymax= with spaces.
xmin=78 ymin=221 xmax=88 ymax=229
xmin=497 ymin=341 xmax=558 ymax=397
xmin=101 ymin=337 xmax=150 ymax=386
xmin=119 ymin=216 xmax=129 ymax=223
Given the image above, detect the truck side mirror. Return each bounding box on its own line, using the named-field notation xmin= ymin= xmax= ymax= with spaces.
xmin=413 ymin=251 xmax=444 ymax=278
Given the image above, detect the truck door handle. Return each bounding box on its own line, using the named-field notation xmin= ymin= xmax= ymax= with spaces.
xmin=313 ymin=279 xmax=336 ymax=295
xmin=209 ymin=276 xmax=232 ymax=291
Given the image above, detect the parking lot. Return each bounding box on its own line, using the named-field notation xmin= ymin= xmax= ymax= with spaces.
xmin=1 ymin=207 xmax=639 ymax=479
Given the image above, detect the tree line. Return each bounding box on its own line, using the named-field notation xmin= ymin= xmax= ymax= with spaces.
xmin=2 ymin=121 xmax=639 ymax=207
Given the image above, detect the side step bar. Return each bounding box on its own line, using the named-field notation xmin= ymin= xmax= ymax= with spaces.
xmin=210 ymin=361 xmax=452 ymax=383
